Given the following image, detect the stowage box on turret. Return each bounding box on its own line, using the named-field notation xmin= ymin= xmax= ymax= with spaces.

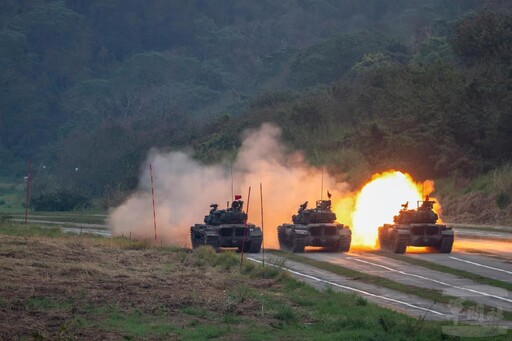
xmin=378 ymin=197 xmax=454 ymax=254
xmin=277 ymin=198 xmax=351 ymax=253
xmin=190 ymin=199 xmax=263 ymax=252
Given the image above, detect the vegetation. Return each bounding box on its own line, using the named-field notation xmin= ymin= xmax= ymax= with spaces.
xmin=0 ymin=1 xmax=511 ymax=222
xmin=2 ymin=225 xmax=508 ymax=340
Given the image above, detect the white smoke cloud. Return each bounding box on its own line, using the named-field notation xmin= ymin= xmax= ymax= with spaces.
xmin=108 ymin=123 xmax=353 ymax=247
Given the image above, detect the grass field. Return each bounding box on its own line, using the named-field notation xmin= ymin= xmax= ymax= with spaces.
xmin=2 ymin=223 xmax=508 ymax=340
xmin=0 ymin=182 xmax=24 ymax=211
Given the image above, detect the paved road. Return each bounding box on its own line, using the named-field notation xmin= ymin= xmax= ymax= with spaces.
xmin=454 ymin=228 xmax=512 ymax=241
xmin=448 ymin=223 xmax=512 ymax=233
xmin=247 ymin=252 xmax=511 ymax=332
xmin=304 ymin=251 xmax=512 ymax=313
xmin=248 ymin=253 xmax=454 ymax=321
xmin=407 ymin=252 xmax=512 ymax=284
xmin=454 ymin=237 xmax=512 ymax=260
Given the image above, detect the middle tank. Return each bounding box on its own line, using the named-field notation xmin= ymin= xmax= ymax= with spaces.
xmin=277 ymin=198 xmax=351 ymax=253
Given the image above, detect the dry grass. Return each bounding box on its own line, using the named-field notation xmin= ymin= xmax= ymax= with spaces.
xmin=438 ymin=165 xmax=512 ymax=224
xmin=0 ymin=234 xmax=282 ymax=340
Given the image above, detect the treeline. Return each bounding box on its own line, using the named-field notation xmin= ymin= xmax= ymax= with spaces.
xmin=0 ymin=0 xmax=510 ymax=207
xmin=197 ymin=10 xmax=512 ymax=186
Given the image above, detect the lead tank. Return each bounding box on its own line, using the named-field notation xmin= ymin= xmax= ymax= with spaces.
xmin=277 ymin=199 xmax=351 ymax=253
xmin=190 ymin=199 xmax=262 ymax=253
xmin=378 ymin=197 xmax=454 ymax=254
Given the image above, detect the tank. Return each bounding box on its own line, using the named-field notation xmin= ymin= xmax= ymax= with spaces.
xmin=277 ymin=198 xmax=351 ymax=253
xmin=378 ymin=197 xmax=454 ymax=254
xmin=190 ymin=199 xmax=263 ymax=253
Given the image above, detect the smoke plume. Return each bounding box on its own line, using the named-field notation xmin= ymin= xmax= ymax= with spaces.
xmin=108 ymin=123 xmax=353 ymax=247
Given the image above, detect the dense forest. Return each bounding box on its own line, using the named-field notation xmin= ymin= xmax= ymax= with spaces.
xmin=1 ymin=0 xmax=511 ymax=214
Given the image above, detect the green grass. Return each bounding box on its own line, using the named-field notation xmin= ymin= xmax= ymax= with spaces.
xmin=27 ymin=296 xmax=74 ymax=311
xmin=66 ymin=306 xmax=177 ymax=339
xmin=0 ymin=223 xmax=66 ymax=237
xmin=4 ymin=211 xmax=107 ymax=224
xmin=0 ymin=182 xmax=24 ymax=210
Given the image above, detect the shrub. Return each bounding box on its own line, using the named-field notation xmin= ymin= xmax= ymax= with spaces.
xmin=496 ymin=192 xmax=511 ymax=209
xmin=30 ymin=191 xmax=91 ymax=211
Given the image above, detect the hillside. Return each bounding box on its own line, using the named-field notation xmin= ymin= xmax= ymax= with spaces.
xmin=0 ymin=1 xmax=511 ymax=222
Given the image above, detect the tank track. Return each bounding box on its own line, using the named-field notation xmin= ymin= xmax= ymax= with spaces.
xmin=247 ymin=240 xmax=262 ymax=253
xmin=438 ymin=235 xmax=454 ymax=253
xmin=379 ymin=228 xmax=407 ymax=254
xmin=190 ymin=230 xmax=203 ymax=249
xmin=238 ymin=239 xmax=262 ymax=253
xmin=278 ymin=228 xmax=286 ymax=251
xmin=190 ymin=230 xmax=220 ymax=250
xmin=277 ymin=228 xmax=305 ymax=253
xmin=337 ymin=235 xmax=351 ymax=252
xmin=291 ymin=236 xmax=306 ymax=253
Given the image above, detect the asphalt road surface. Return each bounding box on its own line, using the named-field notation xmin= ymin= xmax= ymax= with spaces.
xmin=250 ymin=233 xmax=511 ymax=332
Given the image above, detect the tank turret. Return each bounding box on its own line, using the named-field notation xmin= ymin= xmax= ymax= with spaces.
xmin=277 ymin=193 xmax=351 ymax=253
xmin=292 ymin=200 xmax=336 ymax=224
xmin=393 ymin=199 xmax=438 ymax=224
xmin=204 ymin=200 xmax=247 ymax=225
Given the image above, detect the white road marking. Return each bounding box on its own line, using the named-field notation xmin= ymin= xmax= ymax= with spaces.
xmin=449 ymin=256 xmax=512 ymax=276
xmin=247 ymin=257 xmax=445 ymax=316
xmin=346 ymin=257 xmax=512 ymax=304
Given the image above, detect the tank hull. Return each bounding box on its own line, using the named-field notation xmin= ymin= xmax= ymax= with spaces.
xmin=378 ymin=223 xmax=454 ymax=254
xmin=277 ymin=223 xmax=351 ymax=253
xmin=190 ymin=224 xmax=263 ymax=253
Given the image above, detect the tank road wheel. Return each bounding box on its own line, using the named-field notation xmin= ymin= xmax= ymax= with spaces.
xmin=338 ymin=235 xmax=351 ymax=252
xmin=438 ymin=236 xmax=454 ymax=254
xmin=291 ymin=235 xmax=305 ymax=253
xmin=391 ymin=233 xmax=407 ymax=254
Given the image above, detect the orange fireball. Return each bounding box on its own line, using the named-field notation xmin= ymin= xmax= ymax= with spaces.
xmin=347 ymin=171 xmax=442 ymax=247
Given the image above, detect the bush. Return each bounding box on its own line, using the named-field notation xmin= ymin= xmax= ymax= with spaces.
xmin=496 ymin=192 xmax=511 ymax=209
xmin=30 ymin=191 xmax=91 ymax=211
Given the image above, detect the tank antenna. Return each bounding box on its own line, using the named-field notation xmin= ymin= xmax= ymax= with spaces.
xmin=320 ymin=166 xmax=324 ymax=200
xmin=230 ymin=160 xmax=234 ymax=202
xmin=24 ymin=159 xmax=31 ymax=224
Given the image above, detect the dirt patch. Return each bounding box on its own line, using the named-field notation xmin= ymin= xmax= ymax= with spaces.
xmin=0 ymin=234 xmax=281 ymax=340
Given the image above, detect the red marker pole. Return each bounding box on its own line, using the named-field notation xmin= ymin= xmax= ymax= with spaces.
xmin=150 ymin=163 xmax=157 ymax=244
xmin=24 ymin=160 xmax=31 ymax=224
xmin=240 ymin=186 xmax=251 ymax=269
xmin=260 ymin=182 xmax=264 ymax=267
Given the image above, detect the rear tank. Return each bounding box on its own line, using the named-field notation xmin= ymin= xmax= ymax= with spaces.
xmin=190 ymin=199 xmax=262 ymax=253
xmin=277 ymin=198 xmax=351 ymax=253
xmin=378 ymin=197 xmax=453 ymax=254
